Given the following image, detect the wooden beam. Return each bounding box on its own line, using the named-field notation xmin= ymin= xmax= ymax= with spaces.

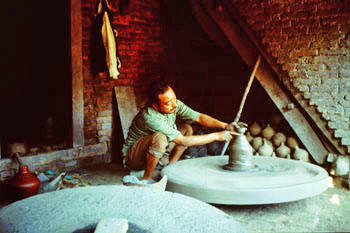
xmin=201 ymin=0 xmax=329 ymax=164
xmin=71 ymin=0 xmax=84 ymax=147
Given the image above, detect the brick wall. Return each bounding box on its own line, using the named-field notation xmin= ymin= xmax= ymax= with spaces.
xmin=81 ymin=0 xmax=350 ymax=154
xmin=81 ymin=0 xmax=167 ymax=145
xmin=232 ymin=0 xmax=350 ymax=154
xmin=80 ymin=0 xmax=236 ymax=145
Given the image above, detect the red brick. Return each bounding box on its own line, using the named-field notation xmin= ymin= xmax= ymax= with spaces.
xmin=295 ymin=3 xmax=316 ymax=12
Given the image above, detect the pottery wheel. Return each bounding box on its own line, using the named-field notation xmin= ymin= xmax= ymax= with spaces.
xmin=161 ymin=156 xmax=329 ymax=205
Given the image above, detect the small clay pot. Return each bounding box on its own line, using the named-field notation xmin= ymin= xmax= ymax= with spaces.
xmin=262 ymin=124 xmax=275 ymax=140
xmin=258 ymin=139 xmax=273 ymax=157
xmin=286 ymin=137 xmax=298 ymax=149
xmin=252 ymin=137 xmax=263 ymax=151
xmin=272 ymin=132 xmax=287 ymax=147
xmin=249 ymin=121 xmax=262 ymax=136
xmin=276 ymin=142 xmax=290 ymax=158
xmin=292 ymin=146 xmax=309 ymax=162
xmin=245 ymin=132 xmax=253 ymax=143
xmin=265 ymin=139 xmax=275 ymax=151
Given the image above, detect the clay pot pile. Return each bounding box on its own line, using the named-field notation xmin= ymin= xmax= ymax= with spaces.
xmin=4 ymin=141 xmax=68 ymax=158
xmin=246 ymin=121 xmax=310 ymax=162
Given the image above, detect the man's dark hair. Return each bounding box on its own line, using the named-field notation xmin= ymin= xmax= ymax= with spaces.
xmin=148 ymin=79 xmax=171 ymax=106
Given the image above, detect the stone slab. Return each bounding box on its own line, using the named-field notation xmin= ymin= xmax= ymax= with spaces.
xmin=0 ymin=185 xmax=246 ymax=233
xmin=114 ymin=86 xmax=139 ymax=139
xmin=161 ymin=156 xmax=329 ymax=205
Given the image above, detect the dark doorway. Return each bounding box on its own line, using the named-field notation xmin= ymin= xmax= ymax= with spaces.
xmin=1 ymin=1 xmax=72 ymax=156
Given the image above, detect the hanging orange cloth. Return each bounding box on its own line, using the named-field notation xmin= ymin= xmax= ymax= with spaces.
xmin=96 ymin=0 xmax=121 ymax=79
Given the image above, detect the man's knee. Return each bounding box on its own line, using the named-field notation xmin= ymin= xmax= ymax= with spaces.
xmin=149 ymin=132 xmax=168 ymax=157
xmin=178 ymin=123 xmax=193 ymax=136
xmin=152 ymin=132 xmax=168 ymax=145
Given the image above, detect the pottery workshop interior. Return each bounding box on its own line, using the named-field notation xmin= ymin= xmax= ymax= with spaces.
xmin=0 ymin=0 xmax=350 ymax=232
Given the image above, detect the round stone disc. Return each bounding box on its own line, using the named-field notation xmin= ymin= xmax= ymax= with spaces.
xmin=161 ymin=156 xmax=329 ymax=205
xmin=0 ymin=185 xmax=247 ymax=233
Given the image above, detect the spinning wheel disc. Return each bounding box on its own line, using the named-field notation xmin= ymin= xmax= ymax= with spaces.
xmin=161 ymin=156 xmax=328 ymax=205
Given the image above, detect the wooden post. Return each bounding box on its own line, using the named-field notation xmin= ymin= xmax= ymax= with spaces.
xmin=71 ymin=0 xmax=84 ymax=147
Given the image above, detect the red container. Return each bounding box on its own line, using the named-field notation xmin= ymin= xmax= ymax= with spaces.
xmin=11 ymin=165 xmax=40 ymax=198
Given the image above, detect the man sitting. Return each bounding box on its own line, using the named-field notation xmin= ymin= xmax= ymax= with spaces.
xmin=122 ymin=80 xmax=236 ymax=183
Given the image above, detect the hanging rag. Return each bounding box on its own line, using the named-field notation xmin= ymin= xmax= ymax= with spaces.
xmin=91 ymin=0 xmax=121 ymax=79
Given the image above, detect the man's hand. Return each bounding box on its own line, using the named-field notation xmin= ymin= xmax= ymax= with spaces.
xmin=224 ymin=122 xmax=248 ymax=133
xmin=224 ymin=123 xmax=236 ymax=132
xmin=216 ymin=130 xmax=238 ymax=142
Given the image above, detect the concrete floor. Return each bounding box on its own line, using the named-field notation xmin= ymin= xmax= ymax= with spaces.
xmin=1 ymin=162 xmax=350 ymax=233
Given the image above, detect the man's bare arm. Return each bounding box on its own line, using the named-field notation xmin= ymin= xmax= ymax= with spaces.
xmin=173 ymin=131 xmax=234 ymax=147
xmin=195 ymin=113 xmax=229 ymax=130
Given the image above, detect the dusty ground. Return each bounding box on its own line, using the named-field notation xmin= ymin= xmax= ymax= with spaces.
xmin=1 ymin=162 xmax=349 ymax=233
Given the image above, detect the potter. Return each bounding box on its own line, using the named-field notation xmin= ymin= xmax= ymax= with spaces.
xmin=121 ymin=80 xmax=238 ymax=184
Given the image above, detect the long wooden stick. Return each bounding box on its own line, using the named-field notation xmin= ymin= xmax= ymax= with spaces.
xmin=233 ymin=55 xmax=261 ymax=123
xmin=220 ymin=55 xmax=262 ymax=156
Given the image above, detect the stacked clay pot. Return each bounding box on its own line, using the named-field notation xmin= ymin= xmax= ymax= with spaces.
xmin=247 ymin=120 xmax=309 ymax=162
xmin=258 ymin=139 xmax=273 ymax=157
xmin=276 ymin=142 xmax=290 ymax=159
